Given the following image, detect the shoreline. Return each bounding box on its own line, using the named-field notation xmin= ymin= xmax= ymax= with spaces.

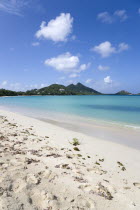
xmin=38 ymin=116 xmax=140 ymax=150
xmin=0 ymin=109 xmax=140 ymax=209
xmin=1 ymin=94 xmax=140 ymax=97
xmin=1 ymin=105 xmax=140 ymax=150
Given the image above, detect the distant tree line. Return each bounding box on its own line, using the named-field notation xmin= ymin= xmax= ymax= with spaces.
xmin=0 ymin=89 xmax=24 ymax=96
xmin=0 ymin=83 xmax=136 ymax=96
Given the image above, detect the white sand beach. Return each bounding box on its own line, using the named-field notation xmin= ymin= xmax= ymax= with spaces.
xmin=0 ymin=109 xmax=140 ymax=210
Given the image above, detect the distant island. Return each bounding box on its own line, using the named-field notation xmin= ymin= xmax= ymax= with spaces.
xmin=115 ymin=90 xmax=132 ymax=95
xmin=0 ymin=83 xmax=139 ymax=96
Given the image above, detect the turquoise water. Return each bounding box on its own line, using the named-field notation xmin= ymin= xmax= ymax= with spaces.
xmin=0 ymin=95 xmax=140 ymax=127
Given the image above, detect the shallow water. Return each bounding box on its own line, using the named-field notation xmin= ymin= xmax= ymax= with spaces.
xmin=0 ymin=95 xmax=140 ymax=126
xmin=0 ymin=95 xmax=140 ymax=149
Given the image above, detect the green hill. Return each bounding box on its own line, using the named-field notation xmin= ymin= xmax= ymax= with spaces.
xmin=115 ymin=90 xmax=132 ymax=95
xmin=66 ymin=83 xmax=101 ymax=95
xmin=36 ymin=84 xmax=74 ymax=95
xmin=1 ymin=86 xmax=137 ymax=96
xmin=25 ymin=83 xmax=101 ymax=95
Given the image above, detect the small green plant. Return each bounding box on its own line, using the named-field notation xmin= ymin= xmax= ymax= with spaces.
xmin=62 ymin=164 xmax=70 ymax=169
xmin=99 ymin=158 xmax=104 ymax=162
xmin=122 ymin=166 xmax=126 ymax=171
xmin=71 ymin=138 xmax=80 ymax=146
xmin=73 ymin=147 xmax=80 ymax=151
xmin=77 ymin=154 xmax=82 ymax=157
xmin=117 ymin=161 xmax=123 ymax=167
xmin=95 ymin=161 xmax=100 ymax=165
xmin=117 ymin=161 xmax=126 ymax=171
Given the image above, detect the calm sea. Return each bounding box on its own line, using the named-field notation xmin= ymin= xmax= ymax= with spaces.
xmin=1 ymin=95 xmax=140 ymax=149
xmin=0 ymin=95 xmax=140 ymax=127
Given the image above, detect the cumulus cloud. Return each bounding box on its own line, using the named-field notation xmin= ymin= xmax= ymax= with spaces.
xmin=98 ymin=65 xmax=110 ymax=71
xmin=85 ymin=79 xmax=92 ymax=84
xmin=118 ymin=42 xmax=129 ymax=52
xmin=0 ymin=0 xmax=30 ymax=16
xmin=36 ymin=13 xmax=73 ymax=42
xmin=97 ymin=10 xmax=128 ymax=23
xmin=80 ymin=63 xmax=91 ymax=71
xmin=32 ymin=42 xmax=40 ymax=46
xmin=114 ymin=10 xmax=128 ymax=22
xmin=92 ymin=41 xmax=116 ymax=58
xmin=104 ymin=76 xmax=112 ymax=84
xmin=45 ymin=52 xmax=79 ymax=71
xmin=92 ymin=41 xmax=129 ymax=57
xmin=92 ymin=79 xmax=120 ymax=93
xmin=97 ymin=12 xmax=113 ymax=24
xmin=44 ymin=52 xmax=90 ymax=73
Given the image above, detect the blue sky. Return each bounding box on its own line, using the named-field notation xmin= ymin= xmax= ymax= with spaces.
xmin=0 ymin=0 xmax=140 ymax=93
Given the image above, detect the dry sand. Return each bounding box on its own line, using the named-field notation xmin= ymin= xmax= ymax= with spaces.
xmin=0 ymin=109 xmax=140 ymax=210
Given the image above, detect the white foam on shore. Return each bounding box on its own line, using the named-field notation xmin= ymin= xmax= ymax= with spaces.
xmin=124 ymin=124 xmax=140 ymax=130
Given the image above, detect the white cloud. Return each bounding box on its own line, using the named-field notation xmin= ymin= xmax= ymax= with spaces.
xmin=69 ymin=73 xmax=79 ymax=78
xmin=114 ymin=10 xmax=128 ymax=21
xmin=45 ymin=52 xmax=79 ymax=72
xmin=118 ymin=42 xmax=129 ymax=52
xmin=32 ymin=42 xmax=40 ymax=46
xmin=0 ymin=0 xmax=30 ymax=16
xmin=85 ymin=79 xmax=92 ymax=84
xmin=80 ymin=63 xmax=91 ymax=71
xmin=98 ymin=65 xmax=110 ymax=71
xmin=138 ymin=8 xmax=140 ymax=14
xmin=92 ymin=41 xmax=129 ymax=58
xmin=92 ymin=41 xmax=116 ymax=58
xmin=92 ymin=79 xmax=120 ymax=93
xmin=97 ymin=10 xmax=128 ymax=24
xmin=97 ymin=12 xmax=113 ymax=24
xmin=45 ymin=52 xmax=89 ymax=73
xmin=36 ymin=13 xmax=73 ymax=42
xmin=1 ymin=81 xmax=8 ymax=86
xmin=104 ymin=76 xmax=112 ymax=84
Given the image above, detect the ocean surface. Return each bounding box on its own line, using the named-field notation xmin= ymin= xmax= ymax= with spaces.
xmin=0 ymin=95 xmax=140 ymax=149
